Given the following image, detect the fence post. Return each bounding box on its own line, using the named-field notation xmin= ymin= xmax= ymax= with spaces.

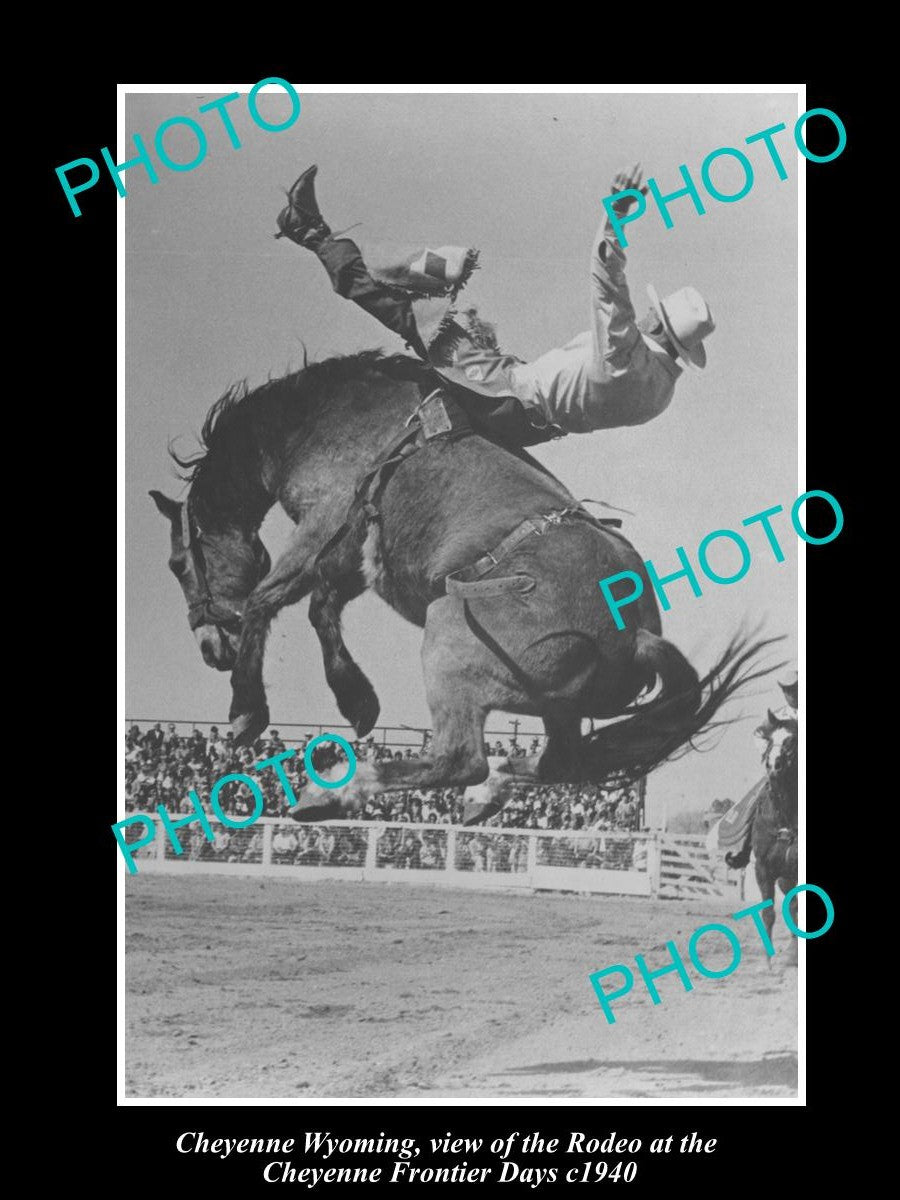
xmin=527 ymin=833 xmax=537 ymax=882
xmin=261 ymin=822 xmax=273 ymax=867
xmin=446 ymin=826 xmax=457 ymax=874
xmin=647 ymin=833 xmax=662 ymax=896
xmin=365 ymin=826 xmax=378 ymax=875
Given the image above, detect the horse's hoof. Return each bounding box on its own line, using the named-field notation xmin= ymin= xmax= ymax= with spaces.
xmin=335 ymin=673 xmax=380 ymax=738
xmin=350 ymin=688 xmax=380 ymax=738
xmin=289 ymin=800 xmax=340 ymax=823
xmin=231 ymin=707 xmax=269 ymax=746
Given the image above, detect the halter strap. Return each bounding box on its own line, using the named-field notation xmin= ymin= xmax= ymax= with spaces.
xmin=181 ymin=492 xmax=246 ymax=633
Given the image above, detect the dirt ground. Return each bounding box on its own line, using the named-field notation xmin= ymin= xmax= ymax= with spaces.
xmin=125 ymin=876 xmax=798 ymax=1099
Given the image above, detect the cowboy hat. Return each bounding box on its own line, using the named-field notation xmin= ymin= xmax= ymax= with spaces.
xmin=646 ymin=284 xmax=715 ymax=370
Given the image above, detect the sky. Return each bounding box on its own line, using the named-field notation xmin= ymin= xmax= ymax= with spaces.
xmin=125 ymin=88 xmax=800 ymax=821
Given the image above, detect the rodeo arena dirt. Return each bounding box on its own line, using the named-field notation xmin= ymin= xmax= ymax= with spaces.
xmin=124 ymin=91 xmax=801 ymax=1103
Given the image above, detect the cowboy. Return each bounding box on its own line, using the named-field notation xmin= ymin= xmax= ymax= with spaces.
xmin=274 ymin=164 xmax=715 ymax=445
xmin=754 ymin=669 xmax=799 ymax=740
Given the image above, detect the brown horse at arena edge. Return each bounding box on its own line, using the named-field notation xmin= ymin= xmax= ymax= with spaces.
xmin=152 ymin=350 xmax=779 ymax=815
xmin=745 ymin=714 xmax=799 ymax=963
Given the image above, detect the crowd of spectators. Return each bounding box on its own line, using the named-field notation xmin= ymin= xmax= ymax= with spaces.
xmin=124 ymin=723 xmax=642 ymax=833
xmin=125 ymin=722 xmax=307 ymax=819
xmin=495 ymin=784 xmax=640 ymax=831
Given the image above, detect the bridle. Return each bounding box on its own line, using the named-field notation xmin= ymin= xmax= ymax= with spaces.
xmin=181 ymin=496 xmax=255 ymax=634
xmin=763 ymin=726 xmax=797 ymax=779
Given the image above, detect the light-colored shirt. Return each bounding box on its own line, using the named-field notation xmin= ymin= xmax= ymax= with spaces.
xmin=755 ymin=702 xmax=798 ymax=740
xmin=510 ymin=225 xmax=682 ymax=433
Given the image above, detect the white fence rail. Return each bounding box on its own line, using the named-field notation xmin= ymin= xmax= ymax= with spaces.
xmin=127 ymin=818 xmax=743 ymax=900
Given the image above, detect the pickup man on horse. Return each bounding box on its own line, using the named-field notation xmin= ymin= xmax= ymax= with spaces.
xmin=274 ymin=164 xmax=715 ymax=446
xmin=720 ymin=669 xmax=800 ymax=870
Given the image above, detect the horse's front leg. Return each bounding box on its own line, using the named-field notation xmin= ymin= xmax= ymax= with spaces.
xmin=753 ymin=859 xmax=778 ymax=969
xmin=308 ymin=556 xmax=380 ymax=737
xmin=229 ymin=541 xmax=319 ymax=744
xmin=229 ymin=604 xmax=275 ymax=745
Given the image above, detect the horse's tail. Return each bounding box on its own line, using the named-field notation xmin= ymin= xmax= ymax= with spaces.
xmin=634 ymin=628 xmax=703 ymax=718
xmin=580 ymin=628 xmax=784 ymax=787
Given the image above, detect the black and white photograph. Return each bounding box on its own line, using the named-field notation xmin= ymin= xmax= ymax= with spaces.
xmin=120 ymin=85 xmax=811 ymax=1104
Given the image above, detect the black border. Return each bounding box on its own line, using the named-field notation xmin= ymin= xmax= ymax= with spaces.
xmin=45 ymin=75 xmax=861 ymax=1189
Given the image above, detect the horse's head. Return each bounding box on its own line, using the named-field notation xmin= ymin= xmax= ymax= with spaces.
xmin=150 ymin=490 xmax=270 ymax=671
xmin=762 ymin=710 xmax=798 ymax=780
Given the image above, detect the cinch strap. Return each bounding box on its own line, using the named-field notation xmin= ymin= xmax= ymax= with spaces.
xmin=313 ymin=386 xmax=471 ymax=570
xmin=445 ymin=507 xmax=582 ymax=597
xmin=445 ymin=572 xmax=536 ymax=598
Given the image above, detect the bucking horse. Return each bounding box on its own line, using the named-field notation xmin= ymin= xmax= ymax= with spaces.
xmin=151 ymin=350 xmax=778 ymax=817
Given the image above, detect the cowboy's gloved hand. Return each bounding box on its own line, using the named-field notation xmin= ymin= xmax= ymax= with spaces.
xmin=609 ymin=163 xmax=649 ymax=215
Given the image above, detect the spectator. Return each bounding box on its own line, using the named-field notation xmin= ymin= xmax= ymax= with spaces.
xmin=242 ymin=828 xmax=264 ymax=862
xmin=494 ymin=836 xmax=511 ymax=871
xmin=319 ymin=827 xmax=337 ymax=864
xmin=513 ymin=838 xmax=529 ymax=872
xmin=419 ymin=834 xmax=441 ymax=868
xmin=144 ymin=723 xmax=165 ymax=751
xmin=618 ymin=794 xmax=638 ymax=831
xmin=298 ymin=828 xmax=321 ymax=865
xmin=266 ymin=728 xmax=286 ymax=755
xmin=398 ymin=832 xmax=421 ymax=869
xmin=467 ymin=833 xmax=486 ymax=871
xmin=272 ymin=827 xmax=298 ymax=861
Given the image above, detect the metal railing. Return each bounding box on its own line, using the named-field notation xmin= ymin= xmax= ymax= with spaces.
xmin=125 ymin=718 xmax=547 ymax=752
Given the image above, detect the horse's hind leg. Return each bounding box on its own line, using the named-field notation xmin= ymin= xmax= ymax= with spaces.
xmin=539 ymin=711 xmax=584 ymax=782
xmin=308 ymin=566 xmax=380 ymax=736
xmin=778 ymin=874 xmax=799 ymax=967
xmin=371 ymin=598 xmax=492 ymax=790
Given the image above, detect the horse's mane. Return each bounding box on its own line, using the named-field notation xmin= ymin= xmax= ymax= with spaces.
xmin=170 ymin=349 xmax=425 ymax=526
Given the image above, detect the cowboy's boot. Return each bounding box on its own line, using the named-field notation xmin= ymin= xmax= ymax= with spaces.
xmin=274 ymin=164 xmax=332 ymax=247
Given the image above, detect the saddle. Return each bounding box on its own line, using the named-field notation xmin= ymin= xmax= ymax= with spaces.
xmin=314 ymin=387 xmax=622 ymax=587
xmin=434 ymin=373 xmax=563 ymax=448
